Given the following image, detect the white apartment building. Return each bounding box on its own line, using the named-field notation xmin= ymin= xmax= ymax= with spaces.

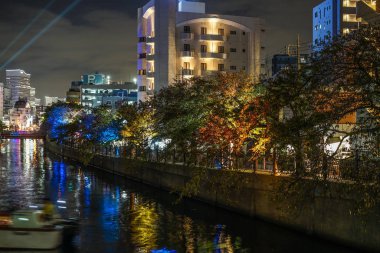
xmin=44 ymin=96 xmax=59 ymax=107
xmin=137 ymin=0 xmax=266 ymax=101
xmin=357 ymin=0 xmax=380 ymax=25
xmin=313 ymin=0 xmax=378 ymax=47
xmin=5 ymin=69 xmax=35 ymax=115
xmin=9 ymin=98 xmax=33 ymax=131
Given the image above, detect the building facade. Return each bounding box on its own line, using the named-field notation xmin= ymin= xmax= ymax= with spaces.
xmin=66 ymin=81 xmax=83 ymax=104
xmin=43 ymin=96 xmax=59 ymax=107
xmin=82 ymin=72 xmax=111 ymax=85
xmin=81 ymin=82 xmax=138 ymax=109
xmin=137 ymin=0 xmax=266 ymax=101
xmin=313 ymin=0 xmax=378 ymax=47
xmin=271 ymin=54 xmax=309 ymax=76
xmin=5 ymin=69 xmax=35 ymax=115
xmin=0 ymin=83 xmax=3 ymax=120
xmin=357 ymin=0 xmax=380 ymax=25
xmin=9 ymin=98 xmax=33 ymax=131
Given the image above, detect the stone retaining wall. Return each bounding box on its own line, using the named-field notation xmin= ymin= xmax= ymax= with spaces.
xmin=46 ymin=140 xmax=380 ymax=251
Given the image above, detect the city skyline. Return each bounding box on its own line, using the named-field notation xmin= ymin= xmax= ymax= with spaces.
xmin=0 ymin=0 xmax=320 ymax=98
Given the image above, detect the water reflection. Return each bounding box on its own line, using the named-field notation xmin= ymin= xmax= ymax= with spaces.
xmin=0 ymin=140 xmax=359 ymax=253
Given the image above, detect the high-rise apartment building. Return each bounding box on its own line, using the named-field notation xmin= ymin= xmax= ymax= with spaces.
xmin=5 ymin=69 xmax=35 ymax=114
xmin=313 ymin=0 xmax=378 ymax=47
xmin=137 ymin=0 xmax=266 ymax=101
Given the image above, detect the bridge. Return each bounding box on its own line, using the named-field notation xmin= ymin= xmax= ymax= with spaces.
xmin=0 ymin=131 xmax=45 ymax=139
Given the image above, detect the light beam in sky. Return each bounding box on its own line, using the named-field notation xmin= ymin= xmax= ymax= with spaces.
xmin=0 ymin=0 xmax=82 ymax=70
xmin=0 ymin=0 xmax=58 ymax=61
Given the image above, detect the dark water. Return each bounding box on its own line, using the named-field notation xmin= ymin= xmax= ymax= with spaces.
xmin=0 ymin=139 xmax=360 ymax=253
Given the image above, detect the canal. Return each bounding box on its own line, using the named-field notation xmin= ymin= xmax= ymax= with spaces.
xmin=0 ymin=139 xmax=360 ymax=253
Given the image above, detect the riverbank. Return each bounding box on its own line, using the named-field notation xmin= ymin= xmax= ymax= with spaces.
xmin=46 ymin=140 xmax=380 ymax=252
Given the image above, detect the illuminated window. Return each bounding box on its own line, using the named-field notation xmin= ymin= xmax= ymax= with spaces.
xmin=183 ymin=62 xmax=190 ymax=69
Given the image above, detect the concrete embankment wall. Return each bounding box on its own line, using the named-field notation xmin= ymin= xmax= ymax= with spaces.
xmin=46 ymin=141 xmax=380 ymax=251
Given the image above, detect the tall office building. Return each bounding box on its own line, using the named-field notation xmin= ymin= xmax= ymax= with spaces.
xmin=137 ymin=0 xmax=266 ymax=101
xmin=5 ymin=69 xmax=35 ymax=114
xmin=0 ymin=83 xmax=3 ymax=119
xmin=313 ymin=0 xmax=378 ymax=47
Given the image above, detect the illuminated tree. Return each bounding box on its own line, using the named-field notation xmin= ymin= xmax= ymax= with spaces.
xmin=151 ymin=77 xmax=212 ymax=163
xmin=197 ymin=72 xmax=267 ymax=169
xmin=118 ymin=103 xmax=156 ymax=158
xmin=0 ymin=120 xmax=6 ymax=133
xmin=74 ymin=106 xmax=121 ymax=163
xmin=43 ymin=102 xmax=81 ymax=143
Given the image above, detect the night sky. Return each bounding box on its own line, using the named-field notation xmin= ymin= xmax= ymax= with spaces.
xmin=0 ymin=0 xmax=320 ymax=99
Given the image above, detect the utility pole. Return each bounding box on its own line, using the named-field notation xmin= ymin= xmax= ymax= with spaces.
xmin=297 ymin=34 xmax=301 ymax=71
xmin=286 ymin=35 xmax=301 ymax=70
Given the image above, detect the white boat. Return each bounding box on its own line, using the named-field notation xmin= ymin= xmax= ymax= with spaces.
xmin=0 ymin=210 xmax=63 ymax=250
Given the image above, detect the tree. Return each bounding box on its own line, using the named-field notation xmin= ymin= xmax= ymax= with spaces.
xmin=197 ymin=72 xmax=267 ymax=169
xmin=151 ymin=77 xmax=212 ymax=164
xmin=119 ymin=103 xmax=156 ymax=158
xmin=0 ymin=120 xmax=6 ymax=133
xmin=266 ymin=26 xmax=380 ymax=214
xmin=43 ymin=102 xmax=82 ymax=143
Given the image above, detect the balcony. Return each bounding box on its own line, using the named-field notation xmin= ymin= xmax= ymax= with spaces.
xmin=181 ymin=51 xmax=195 ymax=58
xmin=199 ymin=34 xmax=225 ymax=41
xmin=200 ymin=52 xmax=227 ymax=59
xmin=146 ymin=37 xmax=155 ymax=44
xmin=201 ymin=70 xmax=219 ymax=76
xmin=181 ymin=69 xmax=194 ymax=76
xmin=138 ymin=37 xmax=146 ymax=43
xmin=181 ymin=32 xmax=194 ymax=40
xmin=147 ymin=71 xmax=155 ymax=78
xmin=146 ymin=54 xmax=155 ymax=61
